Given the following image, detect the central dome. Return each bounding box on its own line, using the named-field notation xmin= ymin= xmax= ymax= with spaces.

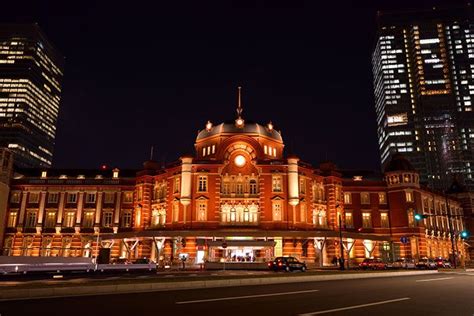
xmin=196 ymin=120 xmax=283 ymax=142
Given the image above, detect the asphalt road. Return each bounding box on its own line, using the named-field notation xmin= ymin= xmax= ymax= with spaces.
xmin=1 ymin=272 xmax=473 ymax=316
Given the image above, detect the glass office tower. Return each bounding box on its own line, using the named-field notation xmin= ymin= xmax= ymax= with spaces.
xmin=373 ymin=6 xmax=474 ymax=190
xmin=0 ymin=24 xmax=64 ymax=168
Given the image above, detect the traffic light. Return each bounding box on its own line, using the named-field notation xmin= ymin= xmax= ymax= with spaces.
xmin=414 ymin=213 xmax=427 ymax=221
xmin=460 ymin=230 xmax=470 ymax=239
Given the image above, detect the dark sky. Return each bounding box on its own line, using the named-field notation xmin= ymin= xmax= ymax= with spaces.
xmin=1 ymin=0 xmax=468 ymax=170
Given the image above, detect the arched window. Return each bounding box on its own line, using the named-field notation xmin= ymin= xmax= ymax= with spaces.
xmin=249 ymin=180 xmax=258 ymax=194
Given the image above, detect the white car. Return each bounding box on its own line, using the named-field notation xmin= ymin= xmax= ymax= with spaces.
xmin=391 ymin=258 xmax=416 ymax=269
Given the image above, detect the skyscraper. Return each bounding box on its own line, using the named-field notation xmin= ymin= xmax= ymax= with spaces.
xmin=0 ymin=24 xmax=64 ymax=168
xmin=373 ymin=6 xmax=474 ymax=190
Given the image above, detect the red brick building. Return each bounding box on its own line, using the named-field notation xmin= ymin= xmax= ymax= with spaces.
xmin=0 ymin=107 xmax=470 ymax=267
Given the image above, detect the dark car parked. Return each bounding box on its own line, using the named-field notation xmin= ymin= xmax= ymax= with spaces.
xmin=359 ymin=258 xmax=387 ymax=270
xmin=268 ymin=256 xmax=307 ymax=272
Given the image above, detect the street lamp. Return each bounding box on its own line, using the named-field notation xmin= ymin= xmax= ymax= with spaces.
xmin=336 ymin=204 xmax=345 ymax=271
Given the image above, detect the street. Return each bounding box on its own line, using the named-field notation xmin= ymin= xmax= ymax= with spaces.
xmin=1 ymin=271 xmax=473 ymax=315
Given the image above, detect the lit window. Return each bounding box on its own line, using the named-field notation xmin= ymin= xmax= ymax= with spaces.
xmin=66 ymin=193 xmax=77 ymax=203
xmin=121 ymin=210 xmax=132 ymax=228
xmin=172 ymin=202 xmax=179 ymax=222
xmin=196 ymin=201 xmax=207 ymax=221
xmin=28 ymin=192 xmax=40 ymax=203
xmin=272 ymin=175 xmax=282 ymax=192
xmin=387 ymin=113 xmax=408 ymax=126
xmin=48 ymin=192 xmax=59 ymax=203
xmin=86 ymin=193 xmax=96 ymax=203
xmin=362 ymin=212 xmax=372 ymax=228
xmin=123 ymin=191 xmax=133 ymax=203
xmin=82 ymin=212 xmax=94 ymax=228
xmin=7 ymin=212 xmax=17 ymax=227
xmin=64 ymin=212 xmax=75 ymax=227
xmin=10 ymin=191 xmax=20 ymax=203
xmin=174 ymin=177 xmax=180 ymax=193
xmin=380 ymin=212 xmax=389 ymax=228
xmin=299 ymin=178 xmax=306 ymax=194
xmin=104 ymin=192 xmax=115 ymax=203
xmin=198 ymin=176 xmax=207 ymax=192
xmin=25 ymin=211 xmax=37 ymax=228
xmin=378 ymin=192 xmax=387 ymax=204
xmin=44 ymin=211 xmax=56 ymax=228
xmin=405 ymin=191 xmax=414 ymax=202
xmin=103 ymin=212 xmax=113 ymax=227
xmin=345 ymin=212 xmax=353 ymax=228
xmin=344 ymin=192 xmax=352 ymax=204
xmin=300 ymin=203 xmax=306 ymax=223
xmin=407 ymin=209 xmax=415 ymax=227
xmin=272 ymin=201 xmax=282 ymax=221
xmin=360 ymin=192 xmax=370 ymax=204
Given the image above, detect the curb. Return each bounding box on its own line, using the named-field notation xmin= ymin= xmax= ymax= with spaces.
xmin=0 ymin=270 xmax=438 ymax=301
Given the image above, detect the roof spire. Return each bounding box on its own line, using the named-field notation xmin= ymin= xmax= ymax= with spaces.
xmin=237 ymin=86 xmax=243 ymax=117
xmin=235 ymin=86 xmax=245 ymax=127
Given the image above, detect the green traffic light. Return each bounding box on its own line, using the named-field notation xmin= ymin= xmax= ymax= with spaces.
xmin=414 ymin=213 xmax=423 ymax=221
xmin=460 ymin=230 xmax=469 ymax=239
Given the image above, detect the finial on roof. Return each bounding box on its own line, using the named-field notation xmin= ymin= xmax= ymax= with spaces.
xmin=235 ymin=86 xmax=245 ymax=128
xmin=236 ymin=86 xmax=243 ymax=118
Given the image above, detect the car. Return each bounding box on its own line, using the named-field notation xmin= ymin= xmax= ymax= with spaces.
xmin=391 ymin=258 xmax=416 ymax=269
xmin=434 ymin=258 xmax=452 ymax=268
xmin=416 ymin=258 xmax=437 ymax=269
xmin=359 ymin=258 xmax=387 ymax=270
xmin=268 ymin=256 xmax=307 ymax=272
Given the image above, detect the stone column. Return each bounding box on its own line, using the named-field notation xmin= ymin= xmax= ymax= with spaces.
xmin=180 ymin=156 xmax=193 ymax=224
xmin=75 ymin=192 xmax=85 ymax=234
xmin=95 ymin=191 xmax=103 ymax=224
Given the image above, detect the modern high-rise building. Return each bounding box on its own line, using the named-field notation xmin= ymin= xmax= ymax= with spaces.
xmin=372 ymin=6 xmax=474 ymax=190
xmin=0 ymin=24 xmax=64 ymax=168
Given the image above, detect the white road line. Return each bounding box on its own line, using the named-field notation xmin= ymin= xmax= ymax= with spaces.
xmin=415 ymin=277 xmax=454 ymax=282
xmin=298 ymin=297 xmax=411 ymax=315
xmin=176 ymin=289 xmax=319 ymax=304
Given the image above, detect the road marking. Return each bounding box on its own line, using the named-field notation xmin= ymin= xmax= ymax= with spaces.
xmin=176 ymin=289 xmax=319 ymax=304
xmin=298 ymin=297 xmax=411 ymax=315
xmin=415 ymin=277 xmax=454 ymax=282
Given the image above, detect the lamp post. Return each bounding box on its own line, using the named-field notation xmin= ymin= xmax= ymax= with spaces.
xmin=444 ymin=192 xmax=458 ymax=269
xmin=338 ymin=212 xmax=345 ymax=271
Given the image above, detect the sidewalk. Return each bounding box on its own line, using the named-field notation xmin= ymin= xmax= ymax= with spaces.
xmin=0 ymin=270 xmax=438 ymax=301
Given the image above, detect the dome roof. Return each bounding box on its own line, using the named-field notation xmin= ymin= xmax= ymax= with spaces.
xmin=196 ymin=121 xmax=283 ymax=142
xmin=384 ymin=153 xmax=416 ymax=173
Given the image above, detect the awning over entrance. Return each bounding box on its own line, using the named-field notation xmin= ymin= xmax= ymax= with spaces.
xmin=207 ymin=240 xmax=276 ymax=247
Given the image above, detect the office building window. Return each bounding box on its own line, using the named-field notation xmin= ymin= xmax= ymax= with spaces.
xmin=362 ymin=212 xmax=372 ymax=228
xmin=198 ymin=176 xmax=207 ymax=192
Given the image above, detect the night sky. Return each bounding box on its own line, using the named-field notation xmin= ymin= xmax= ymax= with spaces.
xmin=0 ymin=0 xmax=467 ymax=170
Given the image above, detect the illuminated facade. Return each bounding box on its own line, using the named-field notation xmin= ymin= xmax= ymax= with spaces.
xmin=0 ymin=93 xmax=469 ymax=266
xmin=0 ymin=24 xmax=64 ymax=168
xmin=373 ymin=6 xmax=474 ymax=190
